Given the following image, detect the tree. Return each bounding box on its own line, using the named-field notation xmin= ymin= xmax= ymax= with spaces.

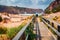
xmin=45 ymin=9 xmax=51 ymax=14
xmin=52 ymin=5 xmax=60 ymax=13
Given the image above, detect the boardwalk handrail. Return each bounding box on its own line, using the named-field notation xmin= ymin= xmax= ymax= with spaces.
xmin=12 ymin=17 xmax=34 ymax=40
xmin=42 ymin=17 xmax=60 ymax=36
xmin=42 ymin=19 xmax=60 ymax=36
xmin=25 ymin=34 xmax=29 ymax=40
xmin=42 ymin=17 xmax=60 ymax=26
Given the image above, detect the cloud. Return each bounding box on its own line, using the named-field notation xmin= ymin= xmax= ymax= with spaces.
xmin=40 ymin=0 xmax=46 ymax=2
xmin=39 ymin=0 xmax=51 ymax=2
xmin=0 ymin=0 xmax=54 ymax=10
xmin=31 ymin=0 xmax=38 ymax=5
xmin=38 ymin=0 xmax=53 ymax=5
xmin=10 ymin=0 xmax=16 ymax=2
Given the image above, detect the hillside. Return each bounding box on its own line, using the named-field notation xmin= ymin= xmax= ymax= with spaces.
xmin=45 ymin=0 xmax=60 ymax=14
xmin=0 ymin=5 xmax=43 ymax=14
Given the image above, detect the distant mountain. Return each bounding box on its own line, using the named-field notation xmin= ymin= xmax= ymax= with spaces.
xmin=0 ymin=5 xmax=43 ymax=14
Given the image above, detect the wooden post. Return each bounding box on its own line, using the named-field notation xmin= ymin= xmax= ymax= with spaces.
xmin=47 ymin=20 xmax=48 ymax=23
xmin=51 ymin=22 xmax=54 ymax=27
xmin=48 ymin=20 xmax=50 ymax=24
xmin=57 ymin=25 xmax=60 ymax=40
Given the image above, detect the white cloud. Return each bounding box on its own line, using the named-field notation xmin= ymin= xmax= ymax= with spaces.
xmin=41 ymin=0 xmax=46 ymax=2
xmin=10 ymin=0 xmax=15 ymax=2
xmin=0 ymin=0 xmax=53 ymax=10
xmin=39 ymin=0 xmax=51 ymax=2
xmin=31 ymin=0 xmax=38 ymax=5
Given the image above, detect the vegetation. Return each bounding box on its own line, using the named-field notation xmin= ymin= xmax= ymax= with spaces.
xmin=52 ymin=5 xmax=60 ymax=13
xmin=52 ymin=16 xmax=60 ymax=24
xmin=45 ymin=5 xmax=60 ymax=14
xmin=0 ymin=16 xmax=33 ymax=39
xmin=0 ymin=27 xmax=7 ymax=34
xmin=45 ymin=9 xmax=51 ymax=14
xmin=53 ymin=16 xmax=58 ymax=20
xmin=7 ymin=19 xmax=35 ymax=39
xmin=0 ymin=22 xmax=26 ymax=39
xmin=25 ymin=22 xmax=36 ymax=40
xmin=7 ymin=22 xmax=26 ymax=39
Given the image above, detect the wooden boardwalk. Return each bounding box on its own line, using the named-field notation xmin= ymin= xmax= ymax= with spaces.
xmin=37 ymin=18 xmax=55 ymax=40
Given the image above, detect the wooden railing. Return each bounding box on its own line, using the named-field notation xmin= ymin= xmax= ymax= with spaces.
xmin=41 ymin=17 xmax=60 ymax=40
xmin=12 ymin=17 xmax=34 ymax=40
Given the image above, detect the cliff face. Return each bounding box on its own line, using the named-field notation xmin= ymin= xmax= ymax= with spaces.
xmin=45 ymin=0 xmax=60 ymax=13
xmin=48 ymin=0 xmax=60 ymax=10
xmin=0 ymin=5 xmax=43 ymax=14
xmin=56 ymin=0 xmax=60 ymax=4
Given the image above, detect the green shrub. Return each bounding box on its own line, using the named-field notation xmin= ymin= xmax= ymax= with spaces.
xmin=25 ymin=22 xmax=35 ymax=40
xmin=0 ymin=27 xmax=7 ymax=34
xmin=7 ymin=23 xmax=26 ymax=39
xmin=53 ymin=16 xmax=58 ymax=20
xmin=52 ymin=7 xmax=57 ymax=13
xmin=45 ymin=9 xmax=51 ymax=14
xmin=52 ymin=5 xmax=60 ymax=13
xmin=7 ymin=27 xmax=17 ymax=38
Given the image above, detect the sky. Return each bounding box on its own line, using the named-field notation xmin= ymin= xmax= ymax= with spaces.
xmin=0 ymin=0 xmax=54 ymax=10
